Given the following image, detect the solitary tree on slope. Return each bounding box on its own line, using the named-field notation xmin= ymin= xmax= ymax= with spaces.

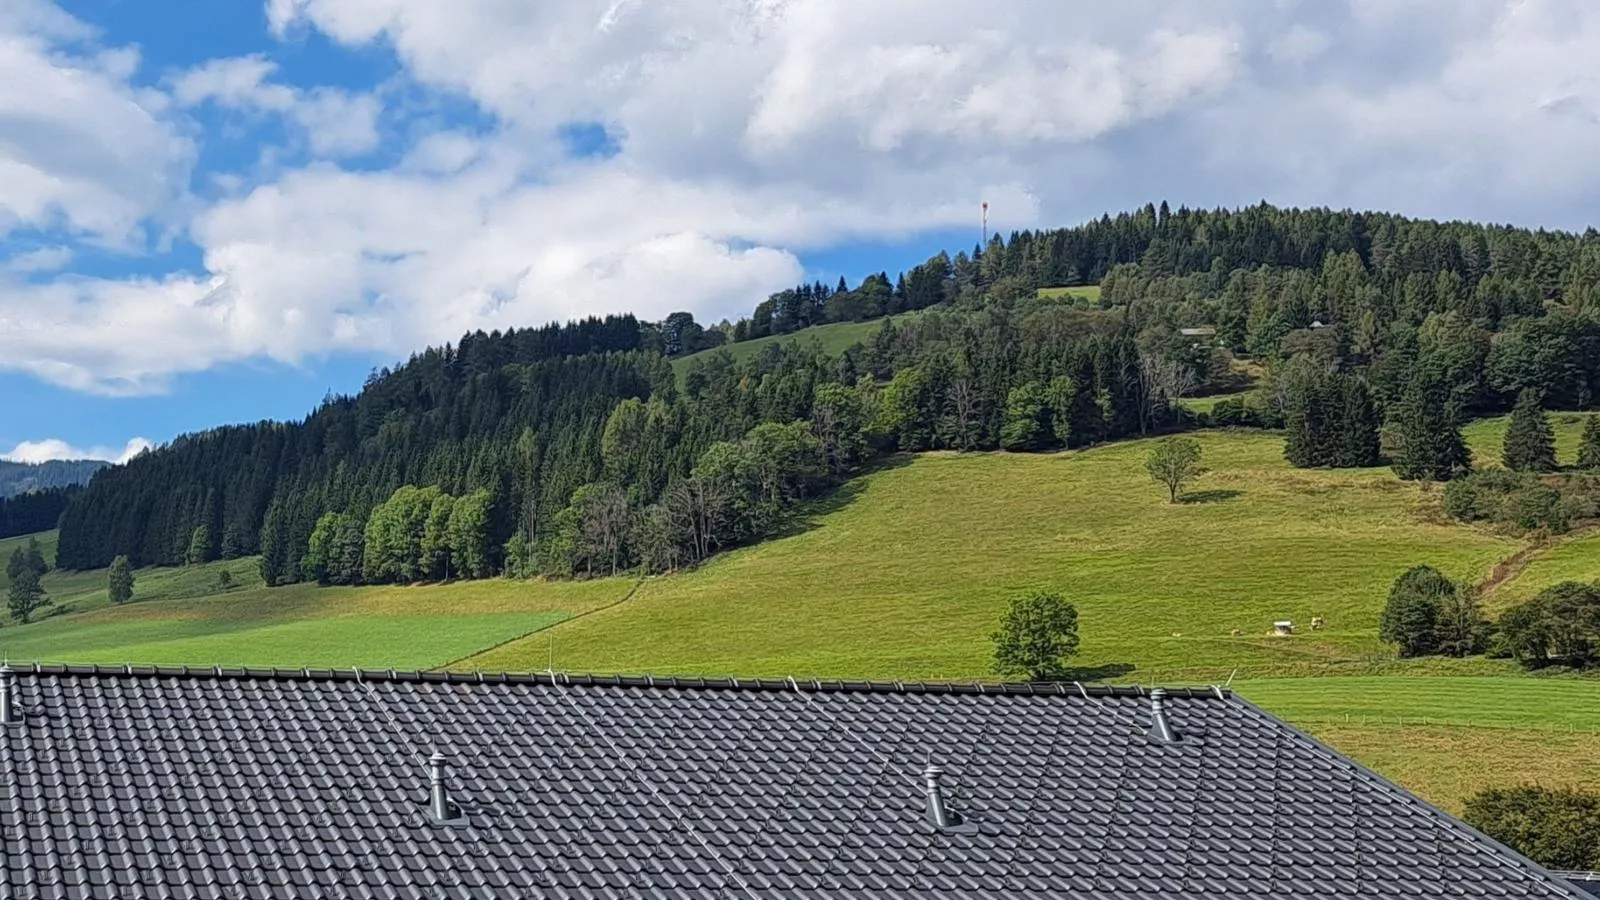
xmin=992 ymin=592 xmax=1080 ymax=681
xmin=1146 ymin=437 xmax=1205 ymax=503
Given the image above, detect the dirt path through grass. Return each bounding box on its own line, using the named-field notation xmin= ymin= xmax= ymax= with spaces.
xmin=1473 ymin=526 xmax=1598 ymax=609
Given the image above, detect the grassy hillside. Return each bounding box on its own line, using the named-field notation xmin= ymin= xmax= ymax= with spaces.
xmin=8 ymin=415 xmax=1600 ymax=810
xmin=1180 ymin=389 xmax=1256 ymax=414
xmin=0 ymin=529 xmax=59 ymax=593
xmin=0 ymin=573 xmax=630 ymax=668
xmin=2 ymin=532 xmax=267 ymax=615
xmin=1237 ymin=676 xmax=1600 ymax=813
xmin=1037 ymin=285 xmax=1102 ymax=303
xmin=1462 ymin=410 xmax=1593 ymax=467
xmin=1492 ymin=531 xmax=1600 ymax=609
xmin=467 ymin=431 xmax=1528 ymax=680
xmin=671 ymin=316 xmax=906 ymax=381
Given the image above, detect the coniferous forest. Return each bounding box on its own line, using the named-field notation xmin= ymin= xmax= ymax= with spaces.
xmin=51 ymin=202 xmax=1600 ymax=586
xmin=0 ymin=485 xmax=78 ymax=540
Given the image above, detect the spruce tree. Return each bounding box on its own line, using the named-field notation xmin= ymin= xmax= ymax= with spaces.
xmin=1333 ymin=377 xmax=1381 ymax=468
xmin=1577 ymin=414 xmax=1600 ymax=471
xmin=1392 ymin=375 xmax=1471 ymax=481
xmin=1282 ymin=375 xmax=1321 ymax=468
xmin=1503 ymin=388 xmax=1557 ymax=473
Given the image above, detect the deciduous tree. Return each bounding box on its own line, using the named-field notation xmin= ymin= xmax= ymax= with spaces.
xmin=1145 ymin=437 xmax=1204 ymax=503
xmin=186 ymin=524 xmax=212 ymax=566
xmin=8 ymin=567 xmax=49 ymax=623
xmin=1379 ymin=565 xmax=1455 ymax=658
xmin=108 ymin=555 xmax=134 ymax=606
xmin=1000 ymin=381 xmax=1051 ymax=451
xmin=1464 ymin=786 xmax=1600 ymax=871
xmin=991 ymin=592 xmax=1080 ymax=681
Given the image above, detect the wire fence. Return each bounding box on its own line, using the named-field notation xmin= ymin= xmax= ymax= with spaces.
xmin=1299 ymin=714 xmax=1600 ymax=733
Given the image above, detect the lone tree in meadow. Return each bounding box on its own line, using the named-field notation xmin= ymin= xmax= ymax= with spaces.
xmin=1145 ymin=436 xmax=1205 ymax=503
xmin=108 ymin=555 xmax=134 ymax=606
xmin=7 ymin=567 xmax=50 ymax=624
xmin=1378 ymin=565 xmax=1457 ymax=657
xmin=1577 ymin=414 xmax=1600 ymax=471
xmin=992 ymin=592 xmax=1080 ymax=681
xmin=1503 ymin=389 xmax=1557 ymax=473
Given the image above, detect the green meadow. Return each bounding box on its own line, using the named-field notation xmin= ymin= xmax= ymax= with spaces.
xmin=671 ymin=315 xmax=911 ymax=381
xmin=5 ymin=413 xmax=1600 ymax=808
xmin=1036 ymin=284 xmax=1103 ymax=303
xmin=0 ymin=571 xmax=626 ymax=669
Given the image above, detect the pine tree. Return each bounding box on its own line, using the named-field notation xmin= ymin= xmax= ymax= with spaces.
xmin=1392 ymin=375 xmax=1471 ymax=481
xmin=1503 ymin=388 xmax=1557 ymax=473
xmin=1579 ymin=414 xmax=1600 ymax=471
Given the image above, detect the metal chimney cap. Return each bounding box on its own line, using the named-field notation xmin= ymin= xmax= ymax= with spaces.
xmin=425 ymin=749 xmax=467 ymax=827
xmin=1147 ymin=688 xmax=1180 ymax=744
xmin=0 ymin=662 xmax=19 ymax=726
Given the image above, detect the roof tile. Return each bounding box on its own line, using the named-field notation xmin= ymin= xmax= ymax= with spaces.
xmin=0 ymin=665 xmax=1585 ymax=899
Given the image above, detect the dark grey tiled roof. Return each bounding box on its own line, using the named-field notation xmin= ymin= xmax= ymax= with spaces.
xmin=1560 ymin=874 xmax=1600 ymax=898
xmin=0 ymin=664 xmax=1584 ymax=899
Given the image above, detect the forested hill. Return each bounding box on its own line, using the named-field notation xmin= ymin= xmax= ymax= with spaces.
xmin=0 ymin=485 xmax=79 ymax=539
xmin=56 ymin=202 xmax=1600 ymax=585
xmin=0 ymin=459 xmax=107 ymax=499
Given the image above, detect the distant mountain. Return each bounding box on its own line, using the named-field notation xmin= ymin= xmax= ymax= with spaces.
xmin=0 ymin=459 xmax=109 ymax=499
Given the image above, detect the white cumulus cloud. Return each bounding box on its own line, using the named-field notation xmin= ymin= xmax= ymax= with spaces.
xmin=4 ymin=0 xmax=1600 ymax=397
xmin=0 ymin=1 xmax=191 ymax=247
xmin=170 ymin=54 xmax=381 ymax=158
xmin=3 ymin=436 xmax=153 ymax=464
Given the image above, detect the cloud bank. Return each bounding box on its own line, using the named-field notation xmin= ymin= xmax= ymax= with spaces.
xmin=4 ymin=0 xmax=1600 ymax=395
xmin=2 ymin=436 xmax=153 ymax=464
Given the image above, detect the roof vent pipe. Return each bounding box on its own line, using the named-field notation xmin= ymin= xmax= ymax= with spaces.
xmin=0 ymin=664 xmax=18 ymax=726
xmin=1148 ymin=688 xmax=1180 ymax=744
xmin=426 ymin=751 xmax=465 ymax=825
xmin=924 ymin=764 xmax=952 ymax=829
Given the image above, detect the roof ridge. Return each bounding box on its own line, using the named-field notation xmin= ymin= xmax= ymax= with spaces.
xmin=13 ymin=663 xmax=1233 ymax=698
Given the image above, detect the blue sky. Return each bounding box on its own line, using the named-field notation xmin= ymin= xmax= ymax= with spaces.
xmin=5 ymin=0 xmax=1600 ymax=461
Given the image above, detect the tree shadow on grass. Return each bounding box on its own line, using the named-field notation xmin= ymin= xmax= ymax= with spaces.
xmin=1047 ymin=662 xmax=1137 ymax=683
xmin=1179 ymin=489 xmax=1243 ymax=505
xmin=767 ymin=453 xmax=918 ymax=540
